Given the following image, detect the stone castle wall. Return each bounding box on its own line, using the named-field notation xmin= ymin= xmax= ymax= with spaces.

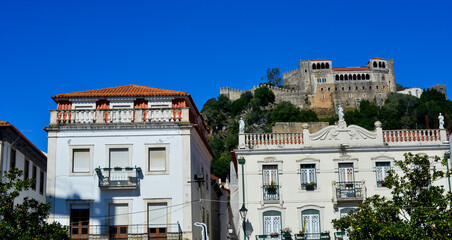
xmin=220 ymin=84 xmax=305 ymax=107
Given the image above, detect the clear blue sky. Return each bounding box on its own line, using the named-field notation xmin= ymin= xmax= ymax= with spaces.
xmin=1 ymin=0 xmax=451 ymax=152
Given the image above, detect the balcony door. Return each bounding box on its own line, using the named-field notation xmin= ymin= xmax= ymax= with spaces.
xmin=338 ymin=163 xmax=355 ymax=198
xmin=302 ymin=209 xmax=320 ymax=240
xmin=338 ymin=163 xmax=354 ymax=183
xmin=109 ymin=204 xmax=128 ymax=239
xmin=148 ymin=203 xmax=167 ymax=240
xmin=109 ymin=148 xmax=129 ymax=168
xmin=262 ymin=165 xmax=279 ymax=201
xmin=263 ymin=211 xmax=281 ymax=235
xmin=70 ymin=206 xmax=89 ymax=239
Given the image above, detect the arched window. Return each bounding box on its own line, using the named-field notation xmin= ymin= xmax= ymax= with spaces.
xmin=349 ymin=75 xmax=352 ymax=81
xmin=340 ymin=75 xmax=344 ymax=80
xmin=302 ymin=209 xmax=320 ymax=237
xmin=316 ymin=63 xmax=320 ymax=69
xmin=382 ymin=62 xmax=386 ymax=68
xmin=373 ymin=62 xmax=377 ymax=68
xmin=362 ymin=74 xmax=365 ymax=80
xmin=353 ymin=74 xmax=357 ymax=80
xmin=366 ymin=74 xmax=370 ymax=80
xmin=336 ymin=75 xmax=339 ymax=81
xmin=325 ymin=63 xmax=330 ymax=69
xmin=357 ymin=74 xmax=361 ymax=80
xmin=344 ymin=74 xmax=348 ymax=80
xmin=369 ymin=86 xmax=372 ymax=90
xmin=378 ymin=62 xmax=382 ymax=68
xmin=376 ymin=86 xmax=379 ymax=90
xmin=312 ymin=64 xmax=316 ymax=70
xmin=355 ymin=86 xmax=358 ymax=90
xmin=321 ymin=88 xmax=324 ymax=92
xmin=263 ymin=211 xmax=281 ymax=235
xmin=320 ymin=63 xmax=325 ymax=69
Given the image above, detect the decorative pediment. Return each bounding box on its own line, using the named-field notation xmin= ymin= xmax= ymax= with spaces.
xmin=308 ymin=120 xmax=378 ymax=147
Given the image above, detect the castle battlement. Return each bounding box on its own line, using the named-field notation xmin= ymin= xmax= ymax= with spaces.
xmin=283 ymin=68 xmax=299 ymax=76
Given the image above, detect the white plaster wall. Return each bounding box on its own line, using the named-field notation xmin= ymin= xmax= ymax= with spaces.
xmin=1 ymin=141 xmax=46 ymax=204
xmin=236 ymin=146 xmax=449 ymax=238
xmin=50 ymin=127 xmax=187 ymax=228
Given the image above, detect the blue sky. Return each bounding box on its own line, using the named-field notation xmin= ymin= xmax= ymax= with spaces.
xmin=1 ymin=0 xmax=451 ymax=152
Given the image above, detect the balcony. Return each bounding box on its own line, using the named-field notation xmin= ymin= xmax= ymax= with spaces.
xmin=263 ymin=185 xmax=280 ymax=202
xmin=333 ymin=181 xmax=365 ymax=203
xmin=49 ymin=107 xmax=190 ymax=125
xmin=96 ymin=167 xmax=141 ymax=190
xmin=68 ymin=223 xmax=182 ymax=240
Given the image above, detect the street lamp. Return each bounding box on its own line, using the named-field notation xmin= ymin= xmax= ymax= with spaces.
xmin=228 ymin=224 xmax=234 ymax=238
xmin=239 ymin=204 xmax=248 ymax=240
xmin=244 ymin=220 xmax=254 ymax=240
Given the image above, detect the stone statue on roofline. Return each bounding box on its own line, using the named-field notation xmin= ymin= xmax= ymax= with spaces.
xmin=439 ymin=113 xmax=444 ymax=129
xmin=338 ymin=105 xmax=344 ymax=121
xmin=239 ymin=117 xmax=245 ymax=133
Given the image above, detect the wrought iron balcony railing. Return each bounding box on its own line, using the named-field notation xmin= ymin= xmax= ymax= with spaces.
xmin=333 ymin=181 xmax=364 ymax=201
xmin=95 ymin=167 xmax=141 ymax=190
xmin=263 ymin=185 xmax=280 ymax=201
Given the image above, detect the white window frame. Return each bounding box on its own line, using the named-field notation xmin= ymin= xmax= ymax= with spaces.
xmin=69 ymin=145 xmax=94 ymax=176
xmin=145 ymin=144 xmax=170 ymax=175
xmin=375 ymin=162 xmax=391 ymax=187
xmin=300 ymin=164 xmax=317 ymax=189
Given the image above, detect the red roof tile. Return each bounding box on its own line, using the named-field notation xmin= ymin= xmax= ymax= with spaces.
xmin=371 ymin=57 xmax=385 ymax=60
xmin=311 ymin=59 xmax=331 ymax=61
xmin=333 ymin=67 xmax=370 ymax=71
xmin=53 ymin=84 xmax=188 ymax=99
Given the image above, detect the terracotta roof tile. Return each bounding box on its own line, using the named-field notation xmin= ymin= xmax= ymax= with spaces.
xmin=311 ymin=59 xmax=331 ymax=61
xmin=333 ymin=67 xmax=370 ymax=71
xmin=0 ymin=120 xmax=11 ymax=126
xmin=53 ymin=84 xmax=188 ymax=99
xmin=371 ymin=57 xmax=385 ymax=60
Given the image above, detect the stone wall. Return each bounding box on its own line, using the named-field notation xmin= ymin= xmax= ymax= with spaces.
xmin=272 ymin=122 xmax=329 ymax=134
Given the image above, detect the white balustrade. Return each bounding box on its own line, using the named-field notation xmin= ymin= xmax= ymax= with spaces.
xmin=243 ymin=133 xmax=304 ymax=149
xmin=382 ymin=129 xmax=442 ymax=144
xmin=51 ymin=108 xmax=189 ymax=125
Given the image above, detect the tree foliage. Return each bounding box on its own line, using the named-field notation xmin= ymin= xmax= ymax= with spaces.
xmin=333 ymin=153 xmax=452 ymax=240
xmin=0 ymin=168 xmax=69 ymax=239
xmin=252 ymin=85 xmax=275 ymax=108
xmin=262 ymin=67 xmax=282 ymax=87
xmin=268 ymin=101 xmax=319 ymax=123
xmin=344 ymin=90 xmax=451 ymax=131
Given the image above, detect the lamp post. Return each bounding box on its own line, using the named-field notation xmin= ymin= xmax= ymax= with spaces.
xmin=239 ymin=204 xmax=248 ymax=240
xmin=238 ymin=158 xmax=246 ymax=240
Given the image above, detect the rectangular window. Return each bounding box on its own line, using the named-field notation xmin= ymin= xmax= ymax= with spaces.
xmin=24 ymin=159 xmax=29 ymax=180
xmin=109 ymin=204 xmax=128 ymax=239
xmin=301 ymin=164 xmax=316 ymax=190
xmin=10 ymin=148 xmax=16 ymax=169
xmin=148 ymin=147 xmax=166 ymax=172
xmin=39 ymin=171 xmax=44 ymax=195
xmin=70 ymin=206 xmax=90 ymax=238
xmin=72 ymin=149 xmax=90 ymax=173
xmin=148 ymin=203 xmax=167 ymax=239
xmin=32 ymin=165 xmax=37 ymax=190
xmin=109 ymin=148 xmax=129 ymax=168
xmin=376 ymin=162 xmax=390 ymax=187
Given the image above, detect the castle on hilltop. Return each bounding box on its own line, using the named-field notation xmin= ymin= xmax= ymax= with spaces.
xmin=221 ymin=57 xmax=397 ymax=110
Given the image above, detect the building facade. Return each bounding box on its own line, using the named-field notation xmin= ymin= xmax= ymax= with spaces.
xmin=231 ymin=118 xmax=449 ymax=240
xmin=0 ymin=120 xmax=47 ymax=204
xmin=221 ymin=57 xmax=396 ymax=110
xmin=45 ymin=84 xmax=213 ymax=239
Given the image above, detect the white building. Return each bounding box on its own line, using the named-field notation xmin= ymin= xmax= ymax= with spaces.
xmin=231 ymin=118 xmax=450 ymax=240
xmin=397 ymin=88 xmax=423 ymax=98
xmin=45 ymin=84 xmax=214 ymax=239
xmin=0 ymin=120 xmax=47 ymax=204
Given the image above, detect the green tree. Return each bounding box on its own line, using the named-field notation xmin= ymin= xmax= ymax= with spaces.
xmin=333 ymin=153 xmax=452 ymax=239
xmin=201 ymin=98 xmax=226 ymax=131
xmin=268 ymin=101 xmax=318 ymax=123
xmin=262 ymin=67 xmax=282 ymax=87
xmin=231 ymin=91 xmax=253 ymax=117
xmin=252 ymin=86 xmax=275 ymax=108
xmin=210 ymin=152 xmax=232 ymax=180
xmin=0 ymin=168 xmax=69 ymax=239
